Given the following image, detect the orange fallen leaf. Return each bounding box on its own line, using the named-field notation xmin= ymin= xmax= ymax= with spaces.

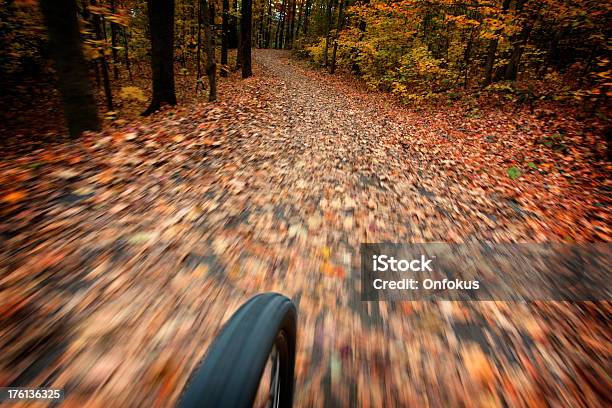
xmin=97 ymin=169 xmax=114 ymax=184
xmin=68 ymin=156 xmax=82 ymax=164
xmin=321 ymin=262 xmax=335 ymax=277
xmin=462 ymin=345 xmax=495 ymax=386
xmin=400 ymin=301 xmax=414 ymax=315
xmin=202 ymin=138 xmax=221 ymax=147
xmin=2 ymin=190 xmax=27 ymax=204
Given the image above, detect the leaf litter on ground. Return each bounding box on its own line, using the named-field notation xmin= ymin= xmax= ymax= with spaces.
xmin=0 ymin=50 xmax=610 ymax=407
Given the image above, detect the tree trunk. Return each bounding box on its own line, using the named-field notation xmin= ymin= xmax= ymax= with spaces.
xmin=295 ymin=0 xmax=304 ymax=40
xmin=285 ymin=0 xmax=294 ymax=49
xmin=40 ymin=0 xmax=100 ymax=138
xmin=482 ymin=0 xmax=511 ymax=86
xmin=464 ymin=26 xmax=475 ymax=88
xmin=258 ymin=0 xmax=265 ymax=47
xmin=265 ymin=0 xmax=272 ymax=47
xmin=143 ymin=0 xmax=176 ymax=116
xmin=504 ymin=23 xmax=533 ymax=81
xmin=274 ymin=0 xmax=285 ymax=49
xmin=109 ymin=0 xmax=120 ymax=79
xmin=123 ymin=26 xmax=133 ymax=82
xmin=483 ymin=37 xmax=500 ymax=86
xmin=278 ymin=0 xmax=286 ymax=49
xmin=357 ymin=0 xmax=369 ymax=38
xmin=94 ymin=60 xmax=101 ymax=88
xmin=228 ymin=0 xmax=238 ymax=48
xmin=202 ymin=0 xmax=217 ymax=100
xmin=323 ymin=0 xmax=334 ymax=67
xmin=90 ymin=0 xmax=113 ymax=110
xmin=196 ymin=0 xmax=203 ymax=91
xmin=240 ymin=0 xmax=252 ymax=77
xmin=221 ymin=0 xmax=229 ymax=76
xmin=288 ymin=0 xmax=296 ymax=48
xmin=330 ymin=0 xmax=344 ymax=73
xmin=504 ymin=0 xmax=540 ymax=81
xmin=235 ymin=0 xmax=242 ymax=69
xmin=302 ymin=0 xmax=311 ymax=36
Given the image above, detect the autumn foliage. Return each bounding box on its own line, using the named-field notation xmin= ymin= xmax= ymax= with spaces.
xmin=304 ymin=0 xmax=610 ymax=109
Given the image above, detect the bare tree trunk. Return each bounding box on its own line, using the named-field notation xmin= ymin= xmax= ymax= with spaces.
xmin=228 ymin=0 xmax=238 ymax=48
xmin=90 ymin=0 xmax=113 ymax=110
xmin=40 ymin=0 xmax=100 ymax=137
xmin=235 ymin=0 xmax=242 ymax=69
xmin=258 ymin=0 xmax=265 ymax=47
xmin=504 ymin=23 xmax=533 ymax=80
xmin=143 ymin=0 xmax=176 ymax=116
xmin=295 ymin=0 xmax=304 ymax=40
xmin=330 ymin=0 xmax=344 ymax=73
xmin=109 ymin=0 xmax=120 ymax=79
xmin=323 ymin=0 xmax=334 ymax=67
xmin=94 ymin=61 xmax=101 ymax=88
xmin=278 ymin=0 xmax=287 ymax=49
xmin=221 ymin=0 xmax=229 ymax=76
xmin=284 ymin=0 xmax=293 ymax=48
xmin=274 ymin=0 xmax=287 ymax=49
xmin=240 ymin=0 xmax=252 ymax=77
xmin=196 ymin=0 xmax=203 ymax=91
xmin=302 ymin=0 xmax=311 ymax=36
xmin=202 ymin=0 xmax=217 ymax=100
xmin=123 ymin=26 xmax=133 ymax=82
xmin=265 ymin=0 xmax=272 ymax=47
xmin=288 ymin=0 xmax=296 ymax=48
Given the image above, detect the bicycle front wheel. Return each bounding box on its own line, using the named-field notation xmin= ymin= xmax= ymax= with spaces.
xmin=178 ymin=292 xmax=297 ymax=408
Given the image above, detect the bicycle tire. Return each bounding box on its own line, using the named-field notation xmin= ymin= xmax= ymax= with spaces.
xmin=178 ymin=292 xmax=297 ymax=408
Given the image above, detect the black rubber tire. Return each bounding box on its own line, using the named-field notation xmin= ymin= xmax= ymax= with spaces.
xmin=178 ymin=293 xmax=297 ymax=408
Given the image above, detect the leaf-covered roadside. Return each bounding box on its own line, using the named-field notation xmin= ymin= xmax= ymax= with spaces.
xmin=1 ymin=50 xmax=610 ymax=406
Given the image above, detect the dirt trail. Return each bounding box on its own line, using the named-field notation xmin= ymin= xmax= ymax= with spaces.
xmin=0 ymin=50 xmax=608 ymax=407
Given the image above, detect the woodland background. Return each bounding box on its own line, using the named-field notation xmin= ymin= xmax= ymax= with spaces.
xmin=0 ymin=0 xmax=610 ymax=144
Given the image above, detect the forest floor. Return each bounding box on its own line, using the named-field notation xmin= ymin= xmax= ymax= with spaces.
xmin=0 ymin=49 xmax=610 ymax=407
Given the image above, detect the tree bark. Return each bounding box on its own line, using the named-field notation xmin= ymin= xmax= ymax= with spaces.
xmin=196 ymin=0 xmax=203 ymax=90
xmin=221 ymin=0 xmax=229 ymax=76
xmin=265 ymin=0 xmax=272 ymax=47
xmin=295 ymin=0 xmax=304 ymax=40
xmin=90 ymin=0 xmax=113 ymax=110
xmin=123 ymin=26 xmax=133 ymax=82
xmin=202 ymin=0 xmax=217 ymax=100
xmin=235 ymin=0 xmax=242 ymax=69
xmin=40 ymin=0 xmax=100 ymax=138
xmin=258 ymin=0 xmax=265 ymax=47
xmin=240 ymin=0 xmax=252 ymax=77
xmin=302 ymin=0 xmax=311 ymax=36
xmin=143 ymin=0 xmax=176 ymax=116
xmin=228 ymin=0 xmax=238 ymax=48
xmin=109 ymin=0 xmax=120 ymax=79
xmin=288 ymin=0 xmax=296 ymax=48
xmin=279 ymin=0 xmax=287 ymax=49
xmin=463 ymin=26 xmax=475 ymax=88
xmin=503 ymin=0 xmax=540 ymax=81
xmin=330 ymin=0 xmax=344 ymax=73
xmin=504 ymin=22 xmax=533 ymax=81
xmin=323 ymin=0 xmax=334 ymax=67
xmin=284 ymin=0 xmax=293 ymax=49
xmin=483 ymin=0 xmax=510 ymax=86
